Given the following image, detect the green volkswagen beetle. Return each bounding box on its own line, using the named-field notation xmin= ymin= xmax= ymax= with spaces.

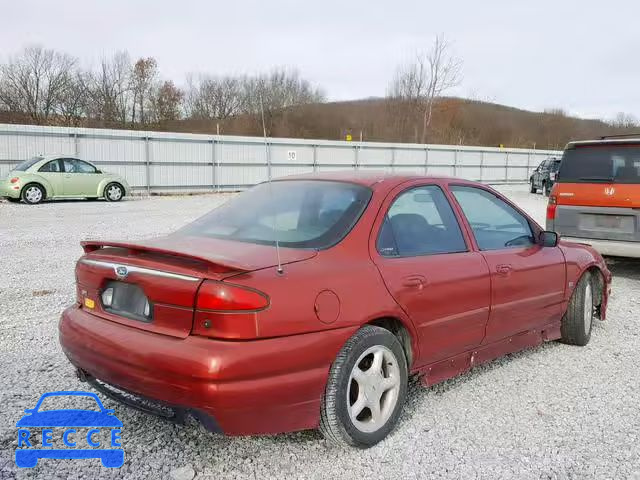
xmin=1 ymin=156 xmax=130 ymax=205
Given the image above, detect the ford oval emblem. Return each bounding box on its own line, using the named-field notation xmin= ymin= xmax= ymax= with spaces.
xmin=115 ymin=266 xmax=128 ymax=278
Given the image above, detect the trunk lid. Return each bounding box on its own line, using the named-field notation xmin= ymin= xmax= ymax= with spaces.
xmin=75 ymin=236 xmax=317 ymax=338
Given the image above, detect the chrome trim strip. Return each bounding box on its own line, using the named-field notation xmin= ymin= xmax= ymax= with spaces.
xmin=79 ymin=259 xmax=200 ymax=282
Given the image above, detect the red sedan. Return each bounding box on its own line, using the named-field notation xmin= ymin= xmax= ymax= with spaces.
xmin=59 ymin=172 xmax=611 ymax=447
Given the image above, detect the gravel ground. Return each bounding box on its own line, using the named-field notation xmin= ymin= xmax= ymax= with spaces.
xmin=0 ymin=185 xmax=639 ymax=480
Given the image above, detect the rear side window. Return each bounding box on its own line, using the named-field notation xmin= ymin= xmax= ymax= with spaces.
xmin=451 ymin=186 xmax=535 ymax=250
xmin=558 ymin=145 xmax=640 ymax=184
xmin=38 ymin=160 xmax=61 ymax=173
xmin=377 ymin=185 xmax=467 ymax=257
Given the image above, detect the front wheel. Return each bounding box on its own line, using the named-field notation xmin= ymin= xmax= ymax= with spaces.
xmin=529 ymin=179 xmax=537 ymax=194
xmin=561 ymin=273 xmax=594 ymax=346
xmin=320 ymin=325 xmax=407 ymax=448
xmin=104 ymin=183 xmax=124 ymax=202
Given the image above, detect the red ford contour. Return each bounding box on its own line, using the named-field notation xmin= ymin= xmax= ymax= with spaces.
xmin=59 ymin=172 xmax=612 ymax=448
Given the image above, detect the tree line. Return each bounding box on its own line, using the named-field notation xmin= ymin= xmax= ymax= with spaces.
xmin=0 ymin=40 xmax=636 ymax=148
xmin=0 ymin=46 xmax=325 ymax=130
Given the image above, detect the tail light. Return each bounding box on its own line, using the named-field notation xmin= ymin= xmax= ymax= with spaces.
xmin=193 ymin=281 xmax=269 ymax=339
xmin=196 ymin=281 xmax=269 ymax=312
xmin=546 ymin=195 xmax=557 ymax=220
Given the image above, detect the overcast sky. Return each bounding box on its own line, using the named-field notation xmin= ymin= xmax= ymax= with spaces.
xmin=2 ymin=0 xmax=637 ymax=120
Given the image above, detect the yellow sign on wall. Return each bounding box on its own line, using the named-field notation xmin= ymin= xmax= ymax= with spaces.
xmin=346 ymin=134 xmax=352 ymax=142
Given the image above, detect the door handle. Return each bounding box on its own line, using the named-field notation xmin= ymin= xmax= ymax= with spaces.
xmin=402 ymin=275 xmax=426 ymax=289
xmin=496 ymin=264 xmax=513 ymax=275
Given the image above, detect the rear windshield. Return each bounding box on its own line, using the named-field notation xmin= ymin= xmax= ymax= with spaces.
xmin=558 ymin=145 xmax=640 ymax=184
xmin=13 ymin=156 xmax=43 ymax=172
xmin=550 ymin=160 xmax=561 ymax=172
xmin=178 ymin=180 xmax=372 ymax=249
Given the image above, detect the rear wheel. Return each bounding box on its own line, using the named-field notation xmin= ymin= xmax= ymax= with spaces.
xmin=320 ymin=325 xmax=407 ymax=448
xmin=21 ymin=184 xmax=44 ymax=204
xmin=543 ymin=181 xmax=550 ymax=196
xmin=104 ymin=182 xmax=124 ymax=202
xmin=529 ymin=179 xmax=537 ymax=194
xmin=561 ymin=273 xmax=594 ymax=346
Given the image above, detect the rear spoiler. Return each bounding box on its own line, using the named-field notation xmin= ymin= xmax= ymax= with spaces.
xmin=81 ymin=240 xmax=251 ymax=273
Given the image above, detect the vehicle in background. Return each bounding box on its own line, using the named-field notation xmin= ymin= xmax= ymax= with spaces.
xmin=530 ymin=157 xmax=561 ymax=196
xmin=0 ymin=155 xmax=129 ymax=205
xmin=60 ymin=172 xmax=611 ymax=448
xmin=547 ymin=136 xmax=640 ymax=257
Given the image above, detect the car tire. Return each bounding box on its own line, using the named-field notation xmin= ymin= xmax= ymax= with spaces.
xmin=529 ymin=179 xmax=537 ymax=194
xmin=319 ymin=325 xmax=408 ymax=448
xmin=561 ymin=273 xmax=594 ymax=346
xmin=543 ymin=181 xmax=550 ymax=197
xmin=21 ymin=183 xmax=45 ymax=205
xmin=104 ymin=182 xmax=124 ymax=202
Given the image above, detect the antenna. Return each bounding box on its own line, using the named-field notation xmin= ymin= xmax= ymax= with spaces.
xmin=260 ymin=96 xmax=284 ymax=275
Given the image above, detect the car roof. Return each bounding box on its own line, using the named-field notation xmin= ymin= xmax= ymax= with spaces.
xmin=273 ymin=170 xmax=470 ymax=188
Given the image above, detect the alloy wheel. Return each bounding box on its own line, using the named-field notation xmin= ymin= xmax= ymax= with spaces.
xmin=347 ymin=345 xmax=401 ymax=433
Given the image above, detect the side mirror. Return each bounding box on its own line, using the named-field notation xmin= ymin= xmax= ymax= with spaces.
xmin=539 ymin=231 xmax=559 ymax=247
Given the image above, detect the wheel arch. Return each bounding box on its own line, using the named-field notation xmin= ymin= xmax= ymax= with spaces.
xmin=366 ymin=316 xmax=415 ymax=370
xmin=98 ymin=178 xmax=125 ymax=197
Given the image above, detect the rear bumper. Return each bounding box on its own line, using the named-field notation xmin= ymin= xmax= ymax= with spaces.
xmin=59 ymin=305 xmax=355 ymax=435
xmin=560 ymin=236 xmax=640 ymax=258
xmin=0 ymin=181 xmax=21 ymax=198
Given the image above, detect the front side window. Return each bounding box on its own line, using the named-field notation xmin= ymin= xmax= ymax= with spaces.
xmin=451 ymin=186 xmax=535 ymax=250
xmin=178 ymin=180 xmax=372 ymax=249
xmin=63 ymin=158 xmax=96 ymax=174
xmin=38 ymin=160 xmax=61 ymax=173
xmin=377 ymin=185 xmax=467 ymax=257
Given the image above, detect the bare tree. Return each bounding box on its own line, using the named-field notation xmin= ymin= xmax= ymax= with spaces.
xmin=611 ymin=112 xmax=638 ymax=129
xmin=86 ymin=51 xmax=132 ymax=125
xmin=185 ymin=74 xmax=244 ymax=120
xmin=0 ymin=46 xmax=78 ymax=124
xmin=131 ymin=57 xmax=158 ymax=125
xmin=241 ymin=68 xmax=325 ymax=134
xmin=388 ymin=35 xmax=462 ymax=143
xmin=151 ymin=80 xmax=184 ymax=122
xmin=56 ymin=70 xmax=90 ymax=126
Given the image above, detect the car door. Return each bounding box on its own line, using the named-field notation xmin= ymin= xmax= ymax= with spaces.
xmin=36 ymin=159 xmax=65 ymax=196
xmin=450 ymin=185 xmax=566 ymax=343
xmin=371 ymin=182 xmax=491 ymax=366
xmin=62 ymin=158 xmax=102 ymax=197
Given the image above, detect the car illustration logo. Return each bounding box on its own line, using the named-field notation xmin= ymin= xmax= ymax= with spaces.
xmin=115 ymin=266 xmax=128 ymax=278
xmin=604 ymin=187 xmax=615 ymax=196
xmin=15 ymin=391 xmax=124 ymax=468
